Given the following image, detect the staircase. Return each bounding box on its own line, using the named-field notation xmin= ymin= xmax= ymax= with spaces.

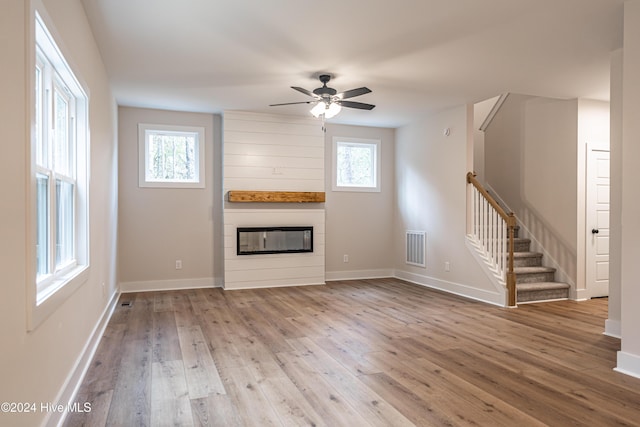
xmin=512 ymin=227 xmax=570 ymax=303
xmin=467 ymin=172 xmax=572 ymax=306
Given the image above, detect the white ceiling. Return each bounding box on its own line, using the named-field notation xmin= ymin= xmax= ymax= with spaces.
xmin=80 ymin=0 xmax=623 ymax=128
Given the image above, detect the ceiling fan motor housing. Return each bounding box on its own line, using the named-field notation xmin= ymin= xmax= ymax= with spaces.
xmin=313 ymin=74 xmax=337 ymax=98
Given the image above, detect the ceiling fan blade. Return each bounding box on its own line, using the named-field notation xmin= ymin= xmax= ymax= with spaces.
xmin=336 ymin=87 xmax=371 ymax=99
xmin=269 ymin=101 xmax=313 ymax=107
xmin=339 ymin=100 xmax=376 ymax=110
xmin=291 ymin=86 xmax=320 ymax=98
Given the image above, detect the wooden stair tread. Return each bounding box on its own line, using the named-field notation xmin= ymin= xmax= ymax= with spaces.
xmin=513 ymin=237 xmax=531 ymax=243
xmin=511 ymin=252 xmax=543 ymax=258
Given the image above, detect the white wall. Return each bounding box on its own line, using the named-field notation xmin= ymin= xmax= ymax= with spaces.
xmin=0 ymin=1 xmax=118 ymax=426
xmin=472 ymin=95 xmax=501 ymax=184
xmin=607 ymin=49 xmax=623 ymax=338
xmin=117 ymin=107 xmax=221 ymax=292
xmin=394 ymin=105 xmax=504 ymax=305
xmin=485 ymin=95 xmax=579 ymax=289
xmin=576 ymin=99 xmax=610 ymax=299
xmin=484 ymin=94 xmax=532 ymax=207
xmin=618 ymin=0 xmax=640 ymax=378
xmin=522 ymin=97 xmax=579 ymax=288
xmin=522 ymin=98 xmax=578 ymax=252
xmin=323 ymin=124 xmax=396 ymax=280
xmin=222 ymin=111 xmax=326 ymax=289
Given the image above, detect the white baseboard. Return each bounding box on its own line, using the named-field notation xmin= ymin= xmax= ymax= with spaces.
xmin=223 ymin=281 xmax=326 ymax=291
xmin=604 ymin=319 xmax=622 ymax=338
xmin=573 ymin=288 xmax=589 ymax=301
xmin=119 ymin=277 xmax=221 ymax=293
xmin=394 ymin=269 xmax=504 ymax=306
xmin=49 ymin=290 xmax=120 ymax=427
xmin=325 ymin=269 xmax=395 ymax=281
xmin=615 ymin=351 xmax=640 ymax=379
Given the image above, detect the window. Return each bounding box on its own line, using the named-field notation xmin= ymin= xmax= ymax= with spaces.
xmin=30 ymin=10 xmax=89 ymax=326
xmin=138 ymin=124 xmax=205 ymax=188
xmin=332 ymin=137 xmax=381 ymax=192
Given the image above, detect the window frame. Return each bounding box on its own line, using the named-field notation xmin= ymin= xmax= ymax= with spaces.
xmin=332 ymin=137 xmax=381 ymax=193
xmin=28 ymin=8 xmax=90 ymax=330
xmin=138 ymin=123 xmax=206 ymax=189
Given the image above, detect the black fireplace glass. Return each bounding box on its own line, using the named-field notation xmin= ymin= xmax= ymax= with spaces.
xmin=237 ymin=226 xmax=313 ymax=255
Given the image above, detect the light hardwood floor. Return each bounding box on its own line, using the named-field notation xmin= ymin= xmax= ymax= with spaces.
xmin=65 ymin=278 xmax=640 ymax=426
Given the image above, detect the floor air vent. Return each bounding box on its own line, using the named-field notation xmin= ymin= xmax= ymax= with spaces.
xmin=406 ymin=230 xmax=426 ymax=267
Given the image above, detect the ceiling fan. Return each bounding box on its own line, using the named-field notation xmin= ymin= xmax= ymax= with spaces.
xmin=269 ymin=74 xmax=375 ymax=118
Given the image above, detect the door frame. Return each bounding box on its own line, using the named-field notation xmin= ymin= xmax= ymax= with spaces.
xmin=585 ymin=142 xmax=610 ymax=299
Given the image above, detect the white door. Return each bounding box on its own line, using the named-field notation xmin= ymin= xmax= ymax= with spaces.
xmin=586 ymin=147 xmax=610 ymax=298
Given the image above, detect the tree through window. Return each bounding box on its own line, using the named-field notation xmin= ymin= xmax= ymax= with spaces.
xmin=332 ymin=137 xmax=381 ymax=192
xmin=138 ymin=124 xmax=205 ymax=188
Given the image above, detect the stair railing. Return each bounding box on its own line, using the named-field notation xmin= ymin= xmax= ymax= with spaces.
xmin=466 ymin=172 xmax=517 ymax=307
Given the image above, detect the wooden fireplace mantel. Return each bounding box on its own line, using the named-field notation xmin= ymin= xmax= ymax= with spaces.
xmin=227 ymin=190 xmax=326 ymax=203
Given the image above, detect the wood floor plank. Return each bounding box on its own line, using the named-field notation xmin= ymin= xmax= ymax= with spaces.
xmin=177 ymin=325 xmax=226 ymax=398
xmin=219 ymin=366 xmax=282 ymax=427
xmin=200 ymin=303 xmax=253 ymax=338
xmin=64 ymin=389 xmax=113 ymax=427
xmin=275 ymin=350 xmax=373 ymax=427
xmin=151 ymin=360 xmax=194 ymax=426
xmin=237 ymin=306 xmax=296 ymax=353
xmin=287 ymin=337 xmax=416 ymax=427
xmin=197 ymin=313 xmax=246 ymax=371
xmin=363 ymin=351 xmax=549 ymax=427
xmin=80 ymin=322 xmax=127 ymax=394
xmin=190 ymin=394 xmax=243 ymax=427
xmin=404 ymin=358 xmax=544 ymax=426
xmin=67 ymin=279 xmax=640 ymax=427
xmin=104 ymin=294 xmax=153 ymax=426
xmin=153 ymin=310 xmax=182 ymax=363
xmin=351 ymin=371 xmax=453 ymax=426
xmin=430 ymin=347 xmax=635 ymax=426
xmin=105 ymin=338 xmax=151 ymax=426
xmin=154 ymin=292 xmax=175 ymax=312
xmin=256 ymin=375 xmax=327 ymax=426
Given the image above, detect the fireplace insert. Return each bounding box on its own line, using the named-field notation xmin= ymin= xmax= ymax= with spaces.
xmin=237 ymin=226 xmax=313 ymax=255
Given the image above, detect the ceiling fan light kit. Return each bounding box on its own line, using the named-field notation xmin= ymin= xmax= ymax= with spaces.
xmin=270 ymin=74 xmax=375 ymax=119
xmin=310 ymin=101 xmax=342 ymax=118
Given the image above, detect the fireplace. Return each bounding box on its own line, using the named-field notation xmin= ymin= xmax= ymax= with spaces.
xmin=237 ymin=226 xmax=313 ymax=255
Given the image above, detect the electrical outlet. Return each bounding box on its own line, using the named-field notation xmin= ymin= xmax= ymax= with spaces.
xmin=343 ymin=254 xmax=349 ymax=263
xmin=445 ymin=261 xmax=450 ymax=272
xmin=175 ymin=260 xmax=182 ymax=270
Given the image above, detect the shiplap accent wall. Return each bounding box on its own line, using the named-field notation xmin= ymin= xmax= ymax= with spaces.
xmin=224 ymin=111 xmax=325 ymax=192
xmin=223 ymin=111 xmax=326 ymax=290
xmin=224 ymin=209 xmax=325 ymax=289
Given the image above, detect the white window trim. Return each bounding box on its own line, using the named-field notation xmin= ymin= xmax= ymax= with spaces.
xmin=138 ymin=123 xmax=206 ymax=189
xmin=27 ymin=6 xmax=90 ymax=330
xmin=332 ymin=136 xmax=381 ymax=192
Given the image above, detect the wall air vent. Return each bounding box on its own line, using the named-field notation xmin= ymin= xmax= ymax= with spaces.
xmin=406 ymin=230 xmax=426 ymax=267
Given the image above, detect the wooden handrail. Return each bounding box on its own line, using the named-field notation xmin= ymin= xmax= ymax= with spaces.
xmin=466 ymin=172 xmax=517 ymax=307
xmin=466 ymin=172 xmax=514 ymax=226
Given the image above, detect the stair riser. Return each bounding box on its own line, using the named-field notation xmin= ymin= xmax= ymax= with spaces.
xmin=518 ymin=288 xmax=569 ymax=302
xmin=514 ymin=241 xmax=531 ymax=252
xmin=516 ymin=272 xmax=556 ymax=284
xmin=512 ymin=256 xmax=543 ymax=268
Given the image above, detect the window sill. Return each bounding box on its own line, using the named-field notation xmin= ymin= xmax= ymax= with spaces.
xmin=332 ymin=186 xmax=381 ymax=193
xmin=28 ymin=265 xmax=89 ymax=331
